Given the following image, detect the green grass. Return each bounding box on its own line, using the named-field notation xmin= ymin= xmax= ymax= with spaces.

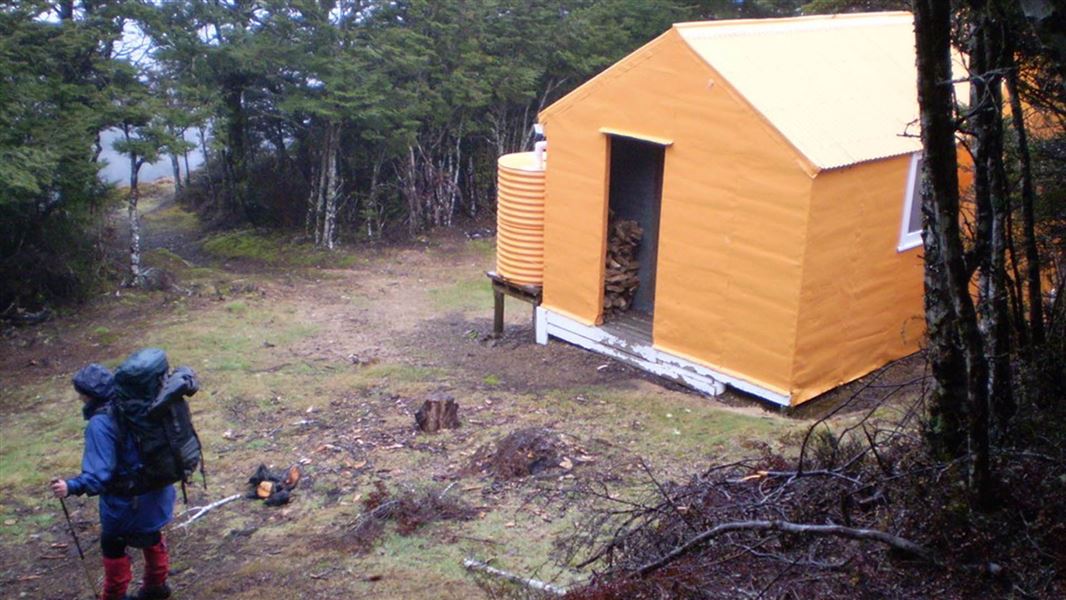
xmin=142 ymin=303 xmax=319 ymax=371
xmin=92 ymin=325 xmax=118 ymax=345
xmin=0 ymin=510 xmax=57 ymax=540
xmin=225 ymin=301 xmax=248 ymax=314
xmin=348 ymin=294 xmax=372 ymax=308
xmin=186 ymin=267 xmax=224 ymax=280
xmin=142 ymin=203 xmax=199 ymax=231
xmin=466 ymin=238 xmax=495 ymax=260
xmin=532 ymin=384 xmax=794 ymax=470
xmin=0 ymin=387 xmax=86 ymax=541
xmin=428 ymin=276 xmax=493 ymax=312
xmin=359 ymin=363 xmax=447 ymax=384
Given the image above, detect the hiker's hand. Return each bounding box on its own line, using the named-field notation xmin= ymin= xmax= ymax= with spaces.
xmin=50 ymin=479 xmax=68 ymax=498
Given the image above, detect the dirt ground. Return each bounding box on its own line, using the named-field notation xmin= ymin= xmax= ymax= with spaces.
xmin=0 ymin=186 xmax=923 ymax=599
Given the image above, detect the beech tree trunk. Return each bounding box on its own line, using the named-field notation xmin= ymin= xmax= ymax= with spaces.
xmin=170 ymin=153 xmax=183 ymax=192
xmin=914 ymin=0 xmax=992 ymax=497
xmin=198 ymin=126 xmax=216 ymax=209
xmin=402 ymin=145 xmax=422 ymax=236
xmin=1004 ymin=43 xmax=1046 ymax=348
xmin=183 ymin=149 xmax=192 ymax=188
xmin=307 ymin=121 xmax=342 ymax=249
xmin=222 ymin=83 xmax=249 ymax=220
xmin=969 ymin=4 xmax=1014 ymax=429
xmin=322 ymin=123 xmax=340 ymax=250
xmin=128 ymin=153 xmax=143 ymax=287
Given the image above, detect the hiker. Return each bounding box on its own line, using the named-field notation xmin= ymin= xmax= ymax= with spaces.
xmin=51 ymin=352 xmax=176 ymax=600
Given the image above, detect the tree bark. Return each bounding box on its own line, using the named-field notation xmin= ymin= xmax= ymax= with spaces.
xmin=198 ymin=126 xmax=216 ymax=209
xmin=402 ymin=145 xmax=422 ymax=236
xmin=914 ymin=0 xmax=966 ymax=460
xmin=128 ymin=152 xmax=143 ymax=287
xmin=183 ymin=149 xmax=192 ymax=188
xmin=170 ymin=152 xmax=183 ymax=192
xmin=222 ymin=82 xmax=249 ymax=220
xmin=1004 ymin=38 xmax=1046 ymax=347
xmin=914 ymin=0 xmax=992 ymax=497
xmin=321 ymin=122 xmax=341 ymax=250
xmin=970 ymin=3 xmax=1015 ymax=429
xmin=415 ymin=392 xmax=460 ymax=433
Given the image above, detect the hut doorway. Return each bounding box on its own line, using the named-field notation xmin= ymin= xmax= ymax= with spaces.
xmin=604 ymin=135 xmax=665 ymax=332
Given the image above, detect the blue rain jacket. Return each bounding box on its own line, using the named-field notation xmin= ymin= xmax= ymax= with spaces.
xmin=65 ymin=363 xmax=175 ymax=536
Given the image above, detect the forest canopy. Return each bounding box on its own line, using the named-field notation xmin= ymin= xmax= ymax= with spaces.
xmin=4 ymin=0 xmax=845 ymax=310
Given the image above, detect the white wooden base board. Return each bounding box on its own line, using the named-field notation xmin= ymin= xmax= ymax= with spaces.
xmin=535 ymin=307 xmax=791 ymax=406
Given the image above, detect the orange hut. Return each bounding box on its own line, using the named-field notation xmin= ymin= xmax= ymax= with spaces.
xmin=498 ymin=12 xmax=963 ymax=407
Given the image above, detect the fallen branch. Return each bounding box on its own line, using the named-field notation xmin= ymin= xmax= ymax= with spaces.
xmin=455 ymin=534 xmax=500 ymax=545
xmin=347 ymin=500 xmax=399 ymax=531
xmin=634 ymin=520 xmax=936 ymax=577
xmin=463 ymin=557 xmax=568 ymax=597
xmin=176 ymin=494 xmax=242 ymax=529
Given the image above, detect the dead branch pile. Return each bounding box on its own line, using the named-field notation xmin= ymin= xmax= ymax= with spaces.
xmin=603 ymin=218 xmax=642 ymax=316
xmin=465 ymin=427 xmax=571 ymax=480
xmin=339 ymin=481 xmax=476 ymax=554
xmin=559 ymin=400 xmax=1066 ymax=599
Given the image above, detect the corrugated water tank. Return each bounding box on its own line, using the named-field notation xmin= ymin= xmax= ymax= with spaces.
xmin=496 ymin=151 xmax=546 ymax=285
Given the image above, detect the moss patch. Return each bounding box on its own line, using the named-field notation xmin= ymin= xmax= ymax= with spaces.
xmin=203 ymin=230 xmax=364 ymax=269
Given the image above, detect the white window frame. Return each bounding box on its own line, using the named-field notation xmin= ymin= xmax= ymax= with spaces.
xmin=897 ymin=152 xmax=923 ymax=252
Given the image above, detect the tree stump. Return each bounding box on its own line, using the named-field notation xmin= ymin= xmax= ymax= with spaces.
xmin=415 ymin=392 xmax=460 ymax=433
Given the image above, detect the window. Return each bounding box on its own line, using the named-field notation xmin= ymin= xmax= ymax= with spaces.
xmin=898 ymin=152 xmax=923 ymax=252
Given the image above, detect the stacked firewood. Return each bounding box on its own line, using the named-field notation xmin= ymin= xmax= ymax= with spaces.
xmin=603 ymin=218 xmax=643 ymax=316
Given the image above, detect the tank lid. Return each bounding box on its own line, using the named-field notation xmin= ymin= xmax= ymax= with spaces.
xmin=498 ymin=151 xmax=544 ymax=173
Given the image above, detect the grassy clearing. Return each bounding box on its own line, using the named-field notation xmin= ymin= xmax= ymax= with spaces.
xmin=0 ymin=226 xmax=806 ymax=599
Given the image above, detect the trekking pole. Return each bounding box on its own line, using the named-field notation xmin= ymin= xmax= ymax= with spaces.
xmin=58 ymin=496 xmax=99 ymax=599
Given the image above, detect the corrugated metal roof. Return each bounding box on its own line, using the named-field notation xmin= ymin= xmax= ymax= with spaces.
xmin=675 ymin=12 xmax=943 ymax=171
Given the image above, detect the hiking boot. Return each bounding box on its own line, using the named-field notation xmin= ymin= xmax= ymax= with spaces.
xmin=131 ymin=583 xmax=172 ymax=600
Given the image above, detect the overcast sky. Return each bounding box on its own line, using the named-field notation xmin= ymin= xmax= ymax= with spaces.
xmin=97 ymin=129 xmax=205 ymax=185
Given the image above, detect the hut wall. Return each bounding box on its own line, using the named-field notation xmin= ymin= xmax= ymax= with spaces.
xmin=540 ymin=29 xmax=813 ymax=396
xmin=791 ymin=154 xmax=925 ymax=404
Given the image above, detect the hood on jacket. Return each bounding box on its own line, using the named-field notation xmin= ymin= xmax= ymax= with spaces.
xmin=72 ymin=364 xmax=116 ymax=419
xmin=114 ymin=348 xmax=169 ymax=401
xmin=73 ymin=363 xmax=115 ymax=401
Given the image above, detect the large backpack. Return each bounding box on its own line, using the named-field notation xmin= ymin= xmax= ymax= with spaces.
xmin=111 ymin=349 xmax=206 ymax=501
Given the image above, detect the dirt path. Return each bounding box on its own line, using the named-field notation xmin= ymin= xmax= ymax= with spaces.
xmin=139 ymin=191 xmax=212 ymax=265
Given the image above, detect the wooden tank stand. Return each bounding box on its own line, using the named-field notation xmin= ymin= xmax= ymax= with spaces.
xmin=486 ymin=271 xmax=542 ymax=337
